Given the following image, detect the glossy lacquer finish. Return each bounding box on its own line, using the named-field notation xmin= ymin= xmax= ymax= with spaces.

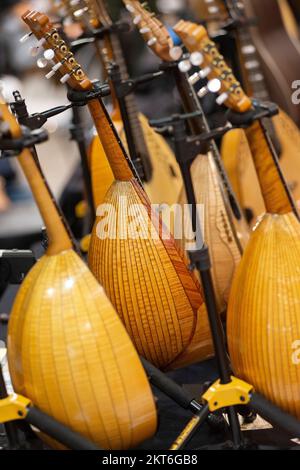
xmin=90 ymin=114 xmax=182 ymax=209
xmin=88 ymin=179 xmax=214 ymax=369
xmin=1 ymin=90 xmax=157 ymax=448
xmin=8 ymin=249 xmax=157 ymax=448
xmin=227 ymin=212 xmax=300 ymax=418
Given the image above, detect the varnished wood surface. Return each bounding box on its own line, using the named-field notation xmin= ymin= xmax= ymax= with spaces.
xmin=1 ymin=98 xmax=157 ymax=449
xmin=18 ymin=149 xmax=73 ymax=255
xmin=8 ymin=249 xmax=157 ymax=448
xmin=245 ymin=121 xmax=294 ymax=215
xmin=178 ymin=153 xmax=244 ymax=314
xmin=227 ymin=212 xmax=300 ymax=419
xmin=88 ymin=98 xmax=134 ymax=181
xmin=88 ymin=179 xmax=214 ymax=369
xmin=90 ymin=114 xmax=182 ymax=209
xmin=222 ymin=111 xmax=300 ymax=225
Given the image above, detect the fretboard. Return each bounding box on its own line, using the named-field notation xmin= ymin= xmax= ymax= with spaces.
xmin=109 ymin=33 xmax=153 ymax=181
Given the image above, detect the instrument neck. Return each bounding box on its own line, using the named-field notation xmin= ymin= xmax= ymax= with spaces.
xmin=235 ymin=27 xmax=270 ymax=101
xmin=173 ymin=67 xmax=243 ymax=222
xmin=18 ymin=148 xmax=73 ymax=255
xmin=87 ymin=97 xmax=139 ymax=181
xmin=109 ymin=33 xmax=153 ymax=181
xmin=245 ymin=120 xmax=298 ymax=216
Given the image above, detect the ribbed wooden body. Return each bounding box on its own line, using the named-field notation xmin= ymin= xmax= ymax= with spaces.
xmin=178 ymin=153 xmax=244 ymax=313
xmin=88 ymin=179 xmax=214 ymax=369
xmin=227 ymin=212 xmax=300 ymax=418
xmin=8 ymin=249 xmax=157 ymax=448
xmin=222 ymin=111 xmax=300 ymax=225
xmin=89 ymin=114 xmax=182 ymax=209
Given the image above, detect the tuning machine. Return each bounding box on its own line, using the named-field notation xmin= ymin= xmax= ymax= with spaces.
xmin=29 ymin=38 xmax=47 ymax=57
xmin=178 ymin=51 xmax=204 ymax=73
xmin=197 ymin=78 xmax=221 ymax=99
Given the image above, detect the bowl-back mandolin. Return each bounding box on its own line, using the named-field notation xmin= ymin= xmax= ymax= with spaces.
xmin=22 ymin=9 xmax=215 ymax=370
xmin=179 ymin=20 xmax=300 ymax=419
xmin=125 ymin=0 xmax=249 ymax=314
xmin=1 ymin=92 xmax=157 ymax=449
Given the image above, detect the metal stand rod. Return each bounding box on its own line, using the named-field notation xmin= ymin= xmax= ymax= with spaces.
xmin=71 ymin=106 xmax=95 ymax=233
xmin=172 ymin=119 xmax=243 ymax=448
xmin=25 ymin=407 xmax=101 ymax=450
xmin=251 ymin=393 xmax=300 ymax=437
xmin=170 ymin=404 xmax=210 ymax=450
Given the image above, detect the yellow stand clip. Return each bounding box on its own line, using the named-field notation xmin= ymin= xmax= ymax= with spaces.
xmin=0 ymin=394 xmax=31 ymax=423
xmin=202 ymin=376 xmax=253 ymax=412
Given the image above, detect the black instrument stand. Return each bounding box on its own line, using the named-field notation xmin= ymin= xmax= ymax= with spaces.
xmin=150 ymin=104 xmax=300 ymax=450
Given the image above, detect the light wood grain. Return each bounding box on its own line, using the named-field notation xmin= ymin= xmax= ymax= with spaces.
xmin=178 ymin=153 xmax=244 ymax=314
xmin=1 ymin=99 xmax=157 ymax=449
xmin=8 ymin=250 xmax=157 ymax=448
xmin=222 ymin=111 xmax=300 ymax=225
xmin=227 ymin=212 xmax=300 ymax=419
xmin=245 ymin=121 xmax=294 ymax=215
xmin=90 ymin=114 xmax=182 ymax=209
xmin=88 ymin=179 xmax=214 ymax=369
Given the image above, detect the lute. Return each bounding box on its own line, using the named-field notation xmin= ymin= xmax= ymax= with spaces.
xmin=22 ymin=9 xmax=214 ymax=370
xmin=1 ymin=92 xmax=157 ymax=449
xmin=178 ymin=21 xmax=300 ymax=419
xmin=125 ymin=0 xmax=249 ymax=314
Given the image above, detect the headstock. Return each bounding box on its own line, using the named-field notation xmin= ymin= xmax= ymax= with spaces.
xmin=122 ymin=0 xmax=176 ymax=62
xmin=174 ymin=20 xmax=252 ymax=113
xmin=21 ymin=10 xmax=92 ymax=91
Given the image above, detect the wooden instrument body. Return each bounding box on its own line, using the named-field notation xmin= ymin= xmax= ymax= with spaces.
xmin=245 ymin=0 xmax=300 ymax=126
xmin=1 ymin=82 xmax=156 ymax=448
xmin=8 ymin=249 xmax=157 ymax=449
xmin=227 ymin=121 xmax=300 ymax=417
xmin=178 ymin=153 xmax=244 ymax=314
xmin=88 ymin=178 xmax=214 ymax=369
xmin=222 ymin=110 xmax=300 ymax=224
xmin=227 ymin=212 xmax=300 ymax=418
xmin=89 ymin=113 xmax=182 ymax=209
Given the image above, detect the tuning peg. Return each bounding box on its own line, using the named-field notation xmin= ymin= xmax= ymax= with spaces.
xmin=60 ymin=73 xmax=72 ymax=84
xmin=178 ymin=59 xmax=192 ymax=73
xmin=140 ymin=27 xmax=150 ymax=34
xmin=216 ymin=92 xmax=229 ymax=106
xmin=197 ymin=78 xmax=221 ymax=98
xmin=133 ymin=14 xmax=142 ymax=24
xmin=169 ymin=46 xmax=184 ymax=61
xmin=189 ymin=52 xmax=204 ymax=67
xmin=44 ymin=49 xmax=55 ymax=61
xmin=70 ymin=0 xmax=80 ymax=5
xmin=37 ymin=57 xmax=48 ymax=69
xmin=45 ymin=69 xmax=57 ymax=80
xmin=30 ymin=38 xmax=46 ymax=57
xmin=125 ymin=4 xmax=135 ymax=13
xmin=45 ymin=60 xmax=64 ymax=79
xmin=19 ymin=32 xmax=33 ymax=43
xmin=147 ymin=37 xmax=157 ymax=46
xmin=73 ymin=7 xmax=88 ymax=18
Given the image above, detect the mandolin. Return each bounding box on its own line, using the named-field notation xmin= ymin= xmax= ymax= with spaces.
xmin=22 ymin=9 xmax=214 ymax=370
xmin=179 ymin=21 xmax=300 ymax=419
xmin=200 ymin=0 xmax=300 ymax=225
xmin=125 ymin=0 xmax=249 ymax=314
xmin=58 ymin=0 xmax=182 ymax=210
xmin=1 ymin=94 xmax=157 ymax=449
